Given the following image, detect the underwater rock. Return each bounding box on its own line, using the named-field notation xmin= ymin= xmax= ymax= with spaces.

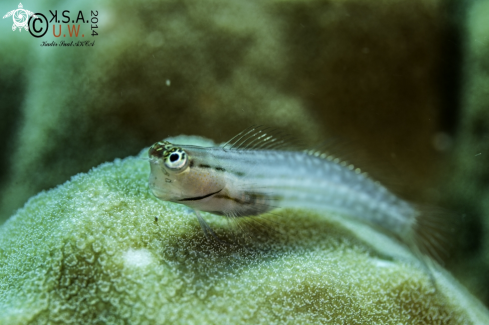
xmin=0 ymin=136 xmax=488 ymax=324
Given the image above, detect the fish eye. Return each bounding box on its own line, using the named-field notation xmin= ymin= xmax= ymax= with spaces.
xmin=164 ymin=150 xmax=188 ymax=171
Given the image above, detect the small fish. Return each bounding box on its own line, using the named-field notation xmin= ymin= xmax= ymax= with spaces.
xmin=148 ymin=126 xmax=441 ymax=258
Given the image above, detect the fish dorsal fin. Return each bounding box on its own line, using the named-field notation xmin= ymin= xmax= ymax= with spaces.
xmin=222 ymin=126 xmax=378 ymax=182
xmin=303 ymin=149 xmax=367 ymax=177
xmin=222 ymin=126 xmax=302 ymax=151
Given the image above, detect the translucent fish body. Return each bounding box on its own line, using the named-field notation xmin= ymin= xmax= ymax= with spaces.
xmin=148 ymin=134 xmax=418 ymax=242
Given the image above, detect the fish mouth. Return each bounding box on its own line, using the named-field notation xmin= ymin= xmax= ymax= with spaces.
xmin=177 ymin=189 xmax=223 ymax=202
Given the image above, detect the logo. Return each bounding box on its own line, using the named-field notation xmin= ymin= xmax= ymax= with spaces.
xmin=2 ymin=2 xmax=36 ymax=32
xmin=3 ymin=3 xmax=99 ymax=47
xmin=28 ymin=13 xmax=48 ymax=38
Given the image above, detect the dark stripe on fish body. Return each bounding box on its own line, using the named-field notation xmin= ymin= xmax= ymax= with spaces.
xmin=198 ymin=164 xmax=226 ymax=172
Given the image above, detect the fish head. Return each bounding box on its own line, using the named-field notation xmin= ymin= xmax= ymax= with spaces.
xmin=148 ymin=141 xmax=191 ymax=201
xmin=147 ymin=141 xmax=224 ymax=205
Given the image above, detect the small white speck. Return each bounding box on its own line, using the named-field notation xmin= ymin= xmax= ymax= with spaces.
xmin=123 ymin=248 xmax=155 ymax=269
xmin=475 ymin=153 xmax=481 ymax=156
xmin=372 ymin=259 xmax=395 ymax=268
xmin=166 ymin=79 xmax=171 ymax=86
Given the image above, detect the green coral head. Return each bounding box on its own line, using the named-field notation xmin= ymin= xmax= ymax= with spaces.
xmin=148 ymin=141 xmax=189 ymax=172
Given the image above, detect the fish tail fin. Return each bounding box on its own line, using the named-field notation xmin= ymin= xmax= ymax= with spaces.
xmin=412 ymin=205 xmax=454 ymax=265
xmin=395 ymin=206 xmax=454 ymax=288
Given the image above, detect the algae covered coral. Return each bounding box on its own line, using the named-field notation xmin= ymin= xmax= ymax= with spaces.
xmin=0 ymin=136 xmax=488 ymax=324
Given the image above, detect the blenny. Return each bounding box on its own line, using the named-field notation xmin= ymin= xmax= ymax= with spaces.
xmin=147 ymin=127 xmax=440 ymax=257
